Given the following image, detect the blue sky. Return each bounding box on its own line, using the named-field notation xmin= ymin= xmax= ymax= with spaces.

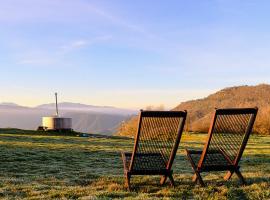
xmin=0 ymin=0 xmax=269 ymax=109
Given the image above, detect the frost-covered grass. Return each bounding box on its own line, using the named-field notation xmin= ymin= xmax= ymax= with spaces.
xmin=0 ymin=130 xmax=269 ymax=199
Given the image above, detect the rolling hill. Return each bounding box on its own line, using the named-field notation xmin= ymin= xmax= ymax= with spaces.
xmin=116 ymin=84 xmax=270 ymax=137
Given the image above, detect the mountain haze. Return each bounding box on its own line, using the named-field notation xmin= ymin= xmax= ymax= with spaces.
xmin=36 ymin=102 xmax=136 ymax=115
xmin=0 ymin=102 xmax=136 ymax=134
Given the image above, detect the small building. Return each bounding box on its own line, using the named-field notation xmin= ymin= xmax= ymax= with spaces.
xmin=39 ymin=92 xmax=73 ymax=132
xmin=42 ymin=116 xmax=72 ymax=131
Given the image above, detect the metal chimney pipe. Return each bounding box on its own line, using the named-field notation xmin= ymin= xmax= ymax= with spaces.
xmin=55 ymin=92 xmax=59 ymax=116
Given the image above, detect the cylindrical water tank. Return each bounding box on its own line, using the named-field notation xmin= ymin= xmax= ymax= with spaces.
xmin=42 ymin=117 xmax=72 ymax=130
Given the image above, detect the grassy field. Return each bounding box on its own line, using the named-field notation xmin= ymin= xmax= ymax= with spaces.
xmin=0 ymin=130 xmax=269 ymax=199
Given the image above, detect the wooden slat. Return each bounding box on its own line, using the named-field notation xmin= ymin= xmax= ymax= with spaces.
xmin=166 ymin=110 xmax=187 ymax=170
xmin=215 ymin=107 xmax=258 ymax=115
xmin=197 ymin=109 xmax=218 ymax=169
xmin=141 ymin=110 xmax=187 ymax=118
xmin=129 ymin=111 xmax=143 ymax=171
xmin=234 ymin=109 xmax=258 ymax=165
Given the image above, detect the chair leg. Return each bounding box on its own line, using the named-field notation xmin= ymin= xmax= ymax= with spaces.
xmin=235 ymin=169 xmax=246 ymax=185
xmin=168 ymin=174 xmax=175 ymax=187
xmin=160 ymin=175 xmax=167 ymax=185
xmin=224 ymin=171 xmax=234 ymax=181
xmin=185 ymin=149 xmax=205 ymax=187
xmin=192 ymin=174 xmax=198 ymax=183
xmin=224 ymin=167 xmax=246 ymax=185
xmin=193 ymin=172 xmax=205 ymax=187
xmin=124 ymin=173 xmax=131 ymax=190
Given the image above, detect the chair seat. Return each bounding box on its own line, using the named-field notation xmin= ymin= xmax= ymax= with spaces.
xmin=186 ymin=149 xmax=234 ymax=171
xmin=122 ymin=152 xmax=168 ymax=174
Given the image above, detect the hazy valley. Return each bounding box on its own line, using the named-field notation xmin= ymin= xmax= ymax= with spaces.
xmin=0 ymin=102 xmax=136 ymax=135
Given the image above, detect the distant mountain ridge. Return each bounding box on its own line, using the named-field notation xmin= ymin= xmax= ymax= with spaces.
xmin=36 ymin=102 xmax=114 ymax=109
xmin=36 ymin=102 xmax=136 ymax=115
xmin=0 ymin=102 xmax=28 ymax=109
xmin=116 ymin=84 xmax=270 ymax=137
xmin=0 ymin=102 xmax=20 ymax=106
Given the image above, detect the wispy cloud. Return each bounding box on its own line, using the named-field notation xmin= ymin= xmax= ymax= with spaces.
xmin=59 ymin=35 xmax=112 ymax=53
xmin=15 ymin=34 xmax=112 ymax=67
xmin=16 ymin=48 xmax=57 ymax=66
xmin=18 ymin=58 xmax=54 ymax=65
xmin=68 ymin=40 xmax=88 ymax=48
xmin=0 ymin=0 xmax=155 ymax=39
xmin=85 ymin=4 xmax=156 ymax=39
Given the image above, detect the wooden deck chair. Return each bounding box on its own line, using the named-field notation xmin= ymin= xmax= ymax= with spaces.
xmin=121 ymin=110 xmax=187 ymax=190
xmin=185 ymin=107 xmax=258 ymax=186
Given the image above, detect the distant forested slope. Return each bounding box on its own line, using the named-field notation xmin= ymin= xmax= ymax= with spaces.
xmin=116 ymin=84 xmax=270 ymax=137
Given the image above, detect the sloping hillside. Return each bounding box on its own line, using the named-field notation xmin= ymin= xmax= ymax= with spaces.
xmin=174 ymin=84 xmax=270 ymax=134
xmin=117 ymin=115 xmax=138 ymax=137
xmin=117 ymin=84 xmax=270 ymax=136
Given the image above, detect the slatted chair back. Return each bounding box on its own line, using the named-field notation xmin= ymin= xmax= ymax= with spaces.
xmin=129 ymin=111 xmax=187 ymax=172
xmin=198 ymin=108 xmax=258 ymax=168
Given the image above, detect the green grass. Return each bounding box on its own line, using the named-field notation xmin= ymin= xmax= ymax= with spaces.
xmin=0 ymin=130 xmax=269 ymax=199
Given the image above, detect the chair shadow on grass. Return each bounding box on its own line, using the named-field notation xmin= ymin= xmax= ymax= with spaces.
xmin=113 ymin=139 xmax=270 ymax=187
xmin=159 ymin=153 xmax=269 ymax=188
